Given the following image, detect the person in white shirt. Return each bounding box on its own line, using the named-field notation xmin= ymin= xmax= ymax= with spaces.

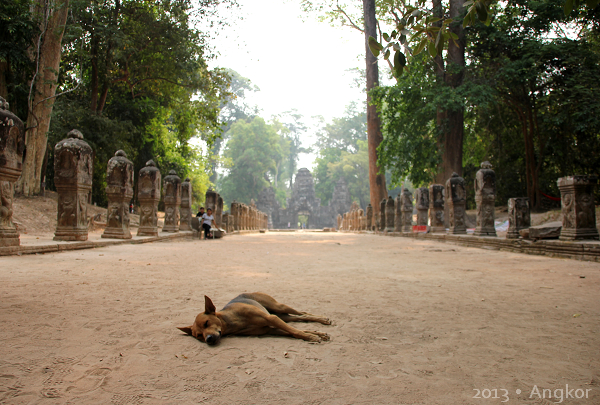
xmin=201 ymin=208 xmax=217 ymax=239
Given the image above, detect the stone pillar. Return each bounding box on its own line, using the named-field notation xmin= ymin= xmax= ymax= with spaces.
xmin=162 ymin=170 xmax=181 ymax=232
xmin=216 ymin=195 xmax=223 ymax=228
xmin=379 ymin=199 xmax=386 ymax=232
xmin=178 ymin=178 xmax=192 ymax=231
xmin=394 ymin=195 xmax=402 ymax=232
xmin=0 ymin=97 xmax=25 ymax=247
xmin=415 ymin=187 xmax=429 ymax=226
xmin=385 ymin=196 xmax=395 ymax=232
xmin=429 ymin=184 xmax=445 ymax=233
xmin=230 ymin=201 xmax=239 ymax=231
xmin=137 ymin=160 xmax=161 ymax=236
xmin=205 ymin=189 xmax=217 ymax=213
xmin=474 ymin=162 xmax=497 ymax=237
xmin=366 ymin=204 xmax=373 ymax=230
xmin=506 ymin=197 xmax=530 ymax=239
xmin=336 ymin=214 xmax=342 ymax=230
xmin=558 ymin=175 xmax=599 ymax=240
xmin=54 ymin=130 xmax=94 ymax=241
xmin=102 ymin=150 xmax=134 ymax=239
xmin=359 ymin=209 xmax=365 ymax=230
xmin=446 ymin=173 xmax=467 ymax=235
xmin=400 ymin=188 xmax=413 ymax=232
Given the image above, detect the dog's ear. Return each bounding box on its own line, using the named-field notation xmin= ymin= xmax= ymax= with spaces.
xmin=204 ymin=295 xmax=216 ymax=314
xmin=177 ymin=326 xmax=193 ymax=335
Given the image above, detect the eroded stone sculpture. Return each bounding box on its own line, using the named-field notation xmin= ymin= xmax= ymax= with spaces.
xmin=137 ymin=160 xmax=161 ymax=236
xmin=0 ymin=97 xmax=25 ymax=247
xmin=506 ymin=197 xmax=530 ymax=239
xmin=385 ymin=196 xmax=395 ymax=232
xmin=54 ymin=130 xmax=93 ymax=241
xmin=415 ymin=187 xmax=429 ymax=227
xmin=162 ymin=170 xmax=181 ymax=232
xmin=446 ymin=173 xmax=467 ymax=235
xmin=179 ymin=178 xmax=192 ymax=231
xmin=366 ymin=204 xmax=373 ymax=231
xmin=557 ymin=175 xmax=599 ymax=240
xmin=102 ymin=150 xmax=133 ymax=239
xmin=429 ymin=184 xmax=445 ymax=233
xmin=394 ymin=194 xmax=402 ymax=232
xmin=474 ymin=162 xmax=497 ymax=237
xmin=379 ymin=199 xmax=386 ymax=232
xmin=400 ymin=188 xmax=413 ymax=232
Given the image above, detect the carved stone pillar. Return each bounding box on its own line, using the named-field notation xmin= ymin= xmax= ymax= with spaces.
xmin=102 ymin=150 xmax=134 ymax=239
xmin=558 ymin=175 xmax=599 ymax=240
xmin=230 ymin=201 xmax=239 ymax=231
xmin=506 ymin=197 xmax=530 ymax=239
xmin=446 ymin=173 xmax=467 ymax=235
xmin=205 ymin=189 xmax=217 ymax=213
xmin=415 ymin=187 xmax=429 ymax=226
xmin=54 ymin=130 xmax=94 ymax=241
xmin=379 ymin=199 xmax=386 ymax=232
xmin=358 ymin=208 xmax=365 ymax=230
xmin=366 ymin=204 xmax=373 ymax=230
xmin=385 ymin=196 xmax=395 ymax=232
xmin=474 ymin=162 xmax=497 ymax=237
xmin=162 ymin=170 xmax=181 ymax=232
xmin=178 ymin=178 xmax=192 ymax=231
xmin=429 ymin=184 xmax=445 ymax=233
xmin=400 ymin=188 xmax=413 ymax=232
xmin=0 ymin=97 xmax=25 ymax=247
xmin=137 ymin=160 xmax=161 ymax=236
xmin=337 ymin=214 xmax=342 ymax=230
xmin=216 ymin=195 xmax=223 ymax=228
xmin=394 ymin=195 xmax=402 ymax=232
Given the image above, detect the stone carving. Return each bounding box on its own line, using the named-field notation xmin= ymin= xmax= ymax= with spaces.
xmin=557 ymin=175 xmax=599 ymax=240
xmin=358 ymin=208 xmax=365 ymax=230
xmin=54 ymin=130 xmax=93 ymax=241
xmin=506 ymin=197 xmax=530 ymax=239
xmin=385 ymin=196 xmax=395 ymax=232
xmin=400 ymin=188 xmax=413 ymax=232
xmin=415 ymin=187 xmax=429 ymax=227
xmin=137 ymin=160 xmax=161 ymax=236
xmin=366 ymin=204 xmax=373 ymax=231
xmin=379 ymin=199 xmax=386 ymax=232
xmin=0 ymin=97 xmax=25 ymax=247
xmin=102 ymin=150 xmax=134 ymax=239
xmin=474 ymin=162 xmax=497 ymax=237
xmin=428 ymin=184 xmax=445 ymax=233
xmin=179 ymin=178 xmax=193 ymax=231
xmin=446 ymin=173 xmax=467 ymax=235
xmin=162 ymin=170 xmax=181 ymax=232
xmin=394 ymin=194 xmax=402 ymax=232
xmin=216 ymin=195 xmax=223 ymax=228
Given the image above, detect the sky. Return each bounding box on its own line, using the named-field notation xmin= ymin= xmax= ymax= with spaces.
xmin=206 ymin=0 xmax=367 ymax=170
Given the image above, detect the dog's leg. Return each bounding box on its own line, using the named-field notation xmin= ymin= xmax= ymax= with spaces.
xmin=277 ymin=313 xmax=332 ymax=325
xmin=262 ymin=314 xmax=329 ymax=342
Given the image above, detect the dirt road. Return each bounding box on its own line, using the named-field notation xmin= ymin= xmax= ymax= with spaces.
xmin=1 ymin=232 xmax=599 ymax=404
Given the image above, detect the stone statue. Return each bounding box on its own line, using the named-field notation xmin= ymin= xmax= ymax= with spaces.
xmin=446 ymin=173 xmax=467 ymax=235
xmin=0 ymin=97 xmax=25 ymax=247
xmin=162 ymin=170 xmax=181 ymax=232
xmin=137 ymin=160 xmax=161 ymax=236
xmin=415 ymin=187 xmax=429 ymax=227
xmin=366 ymin=204 xmax=373 ymax=231
xmin=400 ymin=188 xmax=413 ymax=232
xmin=102 ymin=150 xmax=134 ymax=239
xmin=557 ymin=175 xmax=599 ymax=240
xmin=506 ymin=197 xmax=530 ymax=239
xmin=385 ymin=196 xmax=395 ymax=232
xmin=428 ymin=184 xmax=445 ymax=233
xmin=474 ymin=162 xmax=497 ymax=237
xmin=54 ymin=130 xmax=93 ymax=241
xmin=179 ymin=178 xmax=193 ymax=231
xmin=379 ymin=199 xmax=386 ymax=232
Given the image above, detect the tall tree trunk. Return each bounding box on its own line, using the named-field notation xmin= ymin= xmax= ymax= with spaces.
xmin=363 ymin=0 xmax=387 ymax=215
xmin=0 ymin=61 xmax=7 ymax=100
xmin=16 ymin=0 xmax=69 ymax=196
xmin=433 ymin=0 xmax=447 ymax=185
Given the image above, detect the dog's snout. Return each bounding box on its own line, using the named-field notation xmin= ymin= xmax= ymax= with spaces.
xmin=205 ymin=334 xmax=219 ymax=345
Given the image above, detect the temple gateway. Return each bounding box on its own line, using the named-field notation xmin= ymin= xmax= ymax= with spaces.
xmin=257 ymin=168 xmax=351 ymax=229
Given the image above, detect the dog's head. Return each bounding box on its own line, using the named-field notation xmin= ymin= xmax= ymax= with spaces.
xmin=177 ymin=295 xmax=223 ymax=345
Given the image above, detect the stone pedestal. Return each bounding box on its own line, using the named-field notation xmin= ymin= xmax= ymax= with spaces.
xmin=0 ymin=97 xmax=25 ymax=247
xmin=446 ymin=173 xmax=467 ymax=235
xmin=137 ymin=160 xmax=161 ymax=236
xmin=415 ymin=187 xmax=429 ymax=226
xmin=379 ymin=199 xmax=386 ymax=232
xmin=162 ymin=170 xmax=181 ymax=232
xmin=558 ymin=175 xmax=599 ymax=240
xmin=507 ymin=197 xmax=530 ymax=239
xmin=54 ymin=130 xmax=94 ymax=241
xmin=474 ymin=162 xmax=497 ymax=237
xmin=428 ymin=184 xmax=445 ymax=233
xmin=179 ymin=178 xmax=193 ymax=231
xmin=102 ymin=150 xmax=134 ymax=239
xmin=385 ymin=196 xmax=395 ymax=232
xmin=400 ymin=188 xmax=413 ymax=232
xmin=366 ymin=204 xmax=373 ymax=230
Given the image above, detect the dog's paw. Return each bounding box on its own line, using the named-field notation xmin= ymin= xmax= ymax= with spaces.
xmin=304 ymin=330 xmax=330 ymax=343
xmin=321 ymin=318 xmax=332 ymax=325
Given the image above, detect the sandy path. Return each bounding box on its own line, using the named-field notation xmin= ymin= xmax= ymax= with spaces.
xmin=1 ymin=232 xmax=599 ymax=404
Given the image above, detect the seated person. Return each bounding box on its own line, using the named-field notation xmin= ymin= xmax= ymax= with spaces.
xmin=196 ymin=207 xmax=205 ymax=217
xmin=201 ymin=208 xmax=217 ymax=239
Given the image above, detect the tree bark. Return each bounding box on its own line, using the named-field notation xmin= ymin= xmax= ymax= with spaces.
xmin=16 ymin=0 xmax=70 ymax=196
xmin=363 ymin=0 xmax=387 ymax=215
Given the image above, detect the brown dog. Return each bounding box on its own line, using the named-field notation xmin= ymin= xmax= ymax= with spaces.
xmin=177 ymin=292 xmax=331 ymax=344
